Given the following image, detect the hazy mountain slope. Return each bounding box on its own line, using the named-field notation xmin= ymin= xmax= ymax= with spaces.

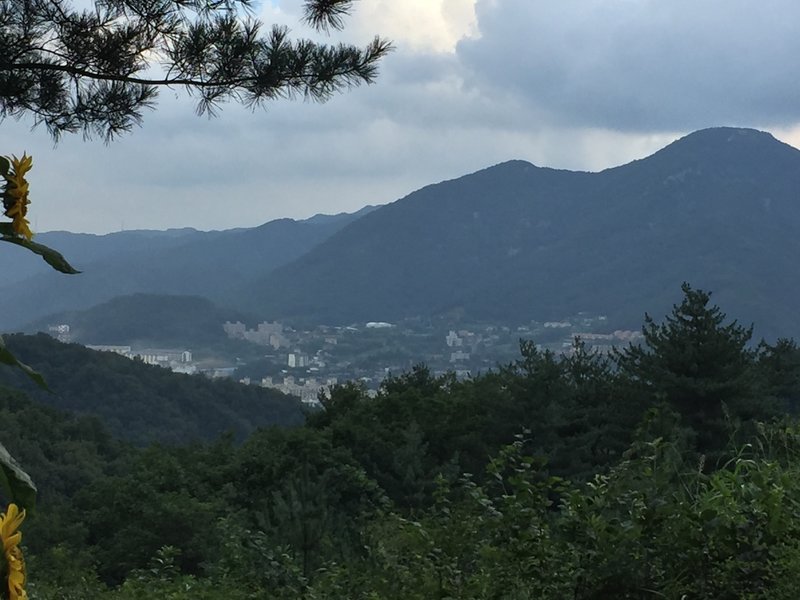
xmin=0 ymin=334 xmax=303 ymax=445
xmin=0 ymin=207 xmax=374 ymax=330
xmin=238 ymin=161 xmax=593 ymax=319
xmin=240 ymin=128 xmax=800 ymax=339
xmin=0 ymin=228 xmax=203 ymax=285
xmin=25 ymin=293 xmax=255 ymax=347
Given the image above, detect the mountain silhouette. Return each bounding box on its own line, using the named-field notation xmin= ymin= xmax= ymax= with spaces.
xmin=237 ymin=128 xmax=800 ymax=339
xmin=0 ymin=207 xmax=374 ymax=329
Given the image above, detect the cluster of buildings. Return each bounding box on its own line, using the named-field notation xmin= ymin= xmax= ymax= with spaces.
xmin=560 ymin=330 xmax=644 ymax=353
xmin=223 ymin=321 xmax=289 ymax=349
xmin=47 ymin=324 xmax=71 ymax=343
xmin=445 ymin=329 xmax=485 ymax=363
xmin=49 ymin=311 xmax=645 ymax=406
xmin=86 ymin=345 xmax=197 ymax=374
xmin=251 ymin=375 xmax=339 ymax=406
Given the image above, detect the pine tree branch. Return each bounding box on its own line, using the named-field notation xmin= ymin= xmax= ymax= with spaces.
xmin=6 ymin=39 xmax=391 ymax=89
xmin=0 ymin=0 xmax=392 ymax=138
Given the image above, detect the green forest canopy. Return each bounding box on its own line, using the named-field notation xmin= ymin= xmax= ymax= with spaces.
xmin=3 ymin=285 xmax=800 ymax=597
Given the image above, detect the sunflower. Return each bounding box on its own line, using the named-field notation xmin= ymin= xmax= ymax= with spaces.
xmin=0 ymin=504 xmax=27 ymax=600
xmin=2 ymin=154 xmax=33 ymax=241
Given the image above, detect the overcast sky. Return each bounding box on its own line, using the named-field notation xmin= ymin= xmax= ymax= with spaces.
xmin=5 ymin=0 xmax=800 ymax=234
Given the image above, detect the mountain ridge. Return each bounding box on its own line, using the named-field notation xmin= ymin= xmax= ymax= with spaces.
xmin=0 ymin=206 xmax=376 ymax=329
xmin=235 ymin=127 xmax=800 ymax=338
xmin=8 ymin=127 xmax=800 ymax=340
xmin=0 ymin=333 xmax=303 ymax=445
xmin=24 ymin=293 xmax=255 ymax=348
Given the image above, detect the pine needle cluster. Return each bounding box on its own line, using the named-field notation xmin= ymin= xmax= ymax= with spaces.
xmin=0 ymin=0 xmax=392 ymax=139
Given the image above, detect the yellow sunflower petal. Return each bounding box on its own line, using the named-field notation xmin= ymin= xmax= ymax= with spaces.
xmin=10 ymin=154 xmax=32 ymax=178
xmin=5 ymin=504 xmax=22 ymax=527
xmin=14 ymin=219 xmax=33 ymax=241
xmin=0 ymin=504 xmax=22 ymax=537
xmin=2 ymin=155 xmax=33 ymax=240
xmin=0 ymin=505 xmax=27 ymax=599
xmin=3 ymin=531 xmax=20 ymax=552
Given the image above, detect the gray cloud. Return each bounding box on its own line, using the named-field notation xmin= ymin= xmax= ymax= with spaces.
xmin=458 ymin=0 xmax=800 ymax=131
xmin=5 ymin=1 xmax=800 ymax=234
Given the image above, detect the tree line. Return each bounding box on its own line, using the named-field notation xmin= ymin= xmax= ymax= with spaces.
xmin=4 ymin=284 xmax=800 ymax=598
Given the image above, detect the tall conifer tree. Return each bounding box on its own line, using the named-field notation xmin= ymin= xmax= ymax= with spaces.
xmin=616 ymin=283 xmax=757 ymax=448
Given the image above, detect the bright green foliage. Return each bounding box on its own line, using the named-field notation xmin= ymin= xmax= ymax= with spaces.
xmin=307 ymin=437 xmax=577 ymax=600
xmin=75 ymin=444 xmax=228 ymax=584
xmin=232 ymin=427 xmax=385 ymax=579
xmin=205 ymin=520 xmax=307 ymax=599
xmin=309 ymin=367 xmax=469 ymax=508
xmin=307 ymin=422 xmax=800 ymax=599
xmin=563 ymin=423 xmax=800 ymax=598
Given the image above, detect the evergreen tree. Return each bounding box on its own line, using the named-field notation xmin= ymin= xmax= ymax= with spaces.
xmin=615 ymin=283 xmax=759 ymax=450
xmin=756 ymin=338 xmax=800 ymax=413
xmin=0 ymin=0 xmax=392 ymax=139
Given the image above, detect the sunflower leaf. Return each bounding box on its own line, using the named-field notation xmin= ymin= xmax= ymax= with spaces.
xmin=0 ymin=442 xmax=36 ymax=512
xmin=0 ymin=235 xmax=80 ymax=274
xmin=0 ymin=335 xmax=50 ymax=391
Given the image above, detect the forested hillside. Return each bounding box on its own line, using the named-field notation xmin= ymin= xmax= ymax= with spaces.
xmin=6 ymin=286 xmax=800 ymax=598
xmin=0 ymin=334 xmax=303 ymax=445
xmin=25 ymin=293 xmax=255 ymax=349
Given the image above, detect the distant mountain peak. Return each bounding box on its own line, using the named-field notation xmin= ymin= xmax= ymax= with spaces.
xmin=631 ymin=126 xmax=800 ymax=177
xmin=677 ymin=126 xmax=780 ymax=146
xmin=496 ymin=159 xmax=537 ymax=168
xmin=479 ymin=159 xmax=540 ymax=174
xmin=240 ymin=126 xmax=800 ymax=340
xmin=663 ymin=126 xmax=799 ymax=153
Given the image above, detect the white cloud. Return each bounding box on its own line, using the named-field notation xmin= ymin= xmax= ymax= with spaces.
xmin=265 ymin=0 xmax=478 ymax=52
xmin=347 ymin=0 xmax=478 ymax=53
